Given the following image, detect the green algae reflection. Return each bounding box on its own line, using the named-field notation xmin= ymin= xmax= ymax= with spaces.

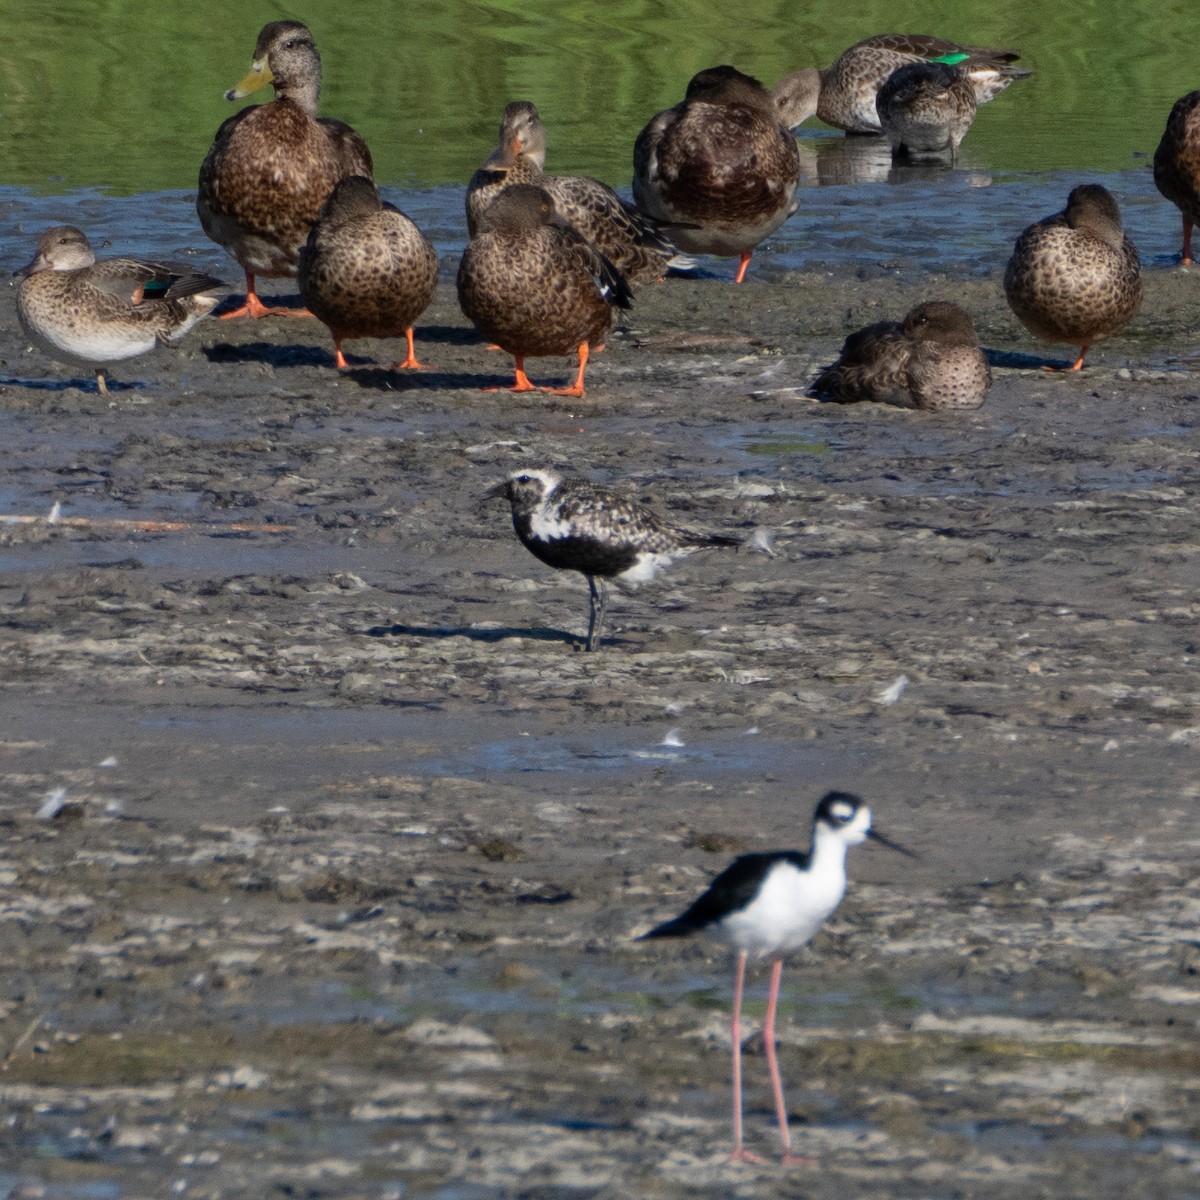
xmin=1 ymin=0 xmax=1198 ymax=193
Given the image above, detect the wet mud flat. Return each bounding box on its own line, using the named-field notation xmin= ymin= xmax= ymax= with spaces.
xmin=3 ymin=261 xmax=1200 ymax=1198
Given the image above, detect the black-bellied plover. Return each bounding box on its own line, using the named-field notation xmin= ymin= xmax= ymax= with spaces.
xmin=640 ymin=791 xmax=916 ymax=1164
xmin=487 ymin=468 xmax=739 ymax=651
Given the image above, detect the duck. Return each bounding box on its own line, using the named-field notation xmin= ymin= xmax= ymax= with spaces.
xmin=772 ymin=34 xmax=1030 ymax=135
xmin=633 ymin=65 xmax=801 ymax=282
xmin=14 ymin=225 xmax=225 ymax=394
xmin=197 ymin=20 xmax=374 ymax=320
xmin=1153 ymin=91 xmax=1200 ymax=265
xmin=298 ymin=176 xmax=439 ymax=370
xmin=1004 ymin=184 xmax=1142 ymax=371
xmin=457 ymin=185 xmax=632 ymax=397
xmin=810 ymin=301 xmax=991 ymax=409
xmin=875 ymin=61 xmax=977 ymax=159
xmin=466 ymin=100 xmax=685 ymax=286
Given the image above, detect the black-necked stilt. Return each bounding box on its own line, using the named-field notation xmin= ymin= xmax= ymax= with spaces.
xmin=487 ymin=468 xmax=740 ymax=651
xmin=640 ymin=790 xmax=916 ymax=1164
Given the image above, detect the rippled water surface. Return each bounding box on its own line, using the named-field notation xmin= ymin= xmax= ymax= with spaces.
xmin=1 ymin=1 xmax=1193 ymax=276
xmin=4 ymin=0 xmax=1197 ymax=189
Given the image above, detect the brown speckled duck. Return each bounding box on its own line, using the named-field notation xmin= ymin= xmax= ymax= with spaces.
xmin=14 ymin=226 xmax=224 ymax=394
xmin=197 ymin=21 xmax=374 ymax=320
xmin=466 ymin=101 xmax=684 ymax=286
xmin=1004 ymin=184 xmax=1142 ymax=371
xmin=773 ymin=34 xmax=1029 ymax=135
xmin=811 ymin=301 xmax=991 ymax=410
xmin=633 ymin=65 xmax=800 ymax=282
xmin=1153 ymin=91 xmax=1200 ymax=265
xmin=298 ymin=177 xmax=438 ymax=370
xmin=876 ymin=61 xmax=977 ymax=159
xmin=457 ymin=184 xmax=632 ymax=397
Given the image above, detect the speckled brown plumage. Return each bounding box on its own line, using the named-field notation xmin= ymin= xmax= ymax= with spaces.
xmin=876 ymin=61 xmax=977 ymax=158
xmin=811 ymin=301 xmax=991 ymax=410
xmin=298 ymin=177 xmax=438 ymax=370
xmin=197 ymin=21 xmax=374 ymax=319
xmin=1004 ymin=184 xmax=1142 ymax=371
xmin=466 ymin=101 xmax=682 ymax=286
xmin=633 ymin=65 xmax=801 ymax=282
xmin=772 ymin=34 xmax=1029 ymax=135
xmin=14 ymin=226 xmax=224 ymax=394
xmin=1153 ymin=91 xmax=1200 ymax=266
xmin=456 ymin=184 xmax=632 ymax=397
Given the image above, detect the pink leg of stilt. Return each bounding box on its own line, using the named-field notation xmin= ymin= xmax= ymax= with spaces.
xmin=728 ymin=949 xmax=766 ymax=1163
xmin=763 ymin=957 xmax=818 ymax=1166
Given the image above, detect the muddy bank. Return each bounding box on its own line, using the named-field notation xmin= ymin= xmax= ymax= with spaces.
xmin=3 ymin=261 xmax=1200 ymax=1198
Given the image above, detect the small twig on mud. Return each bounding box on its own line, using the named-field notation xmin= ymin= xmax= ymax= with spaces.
xmin=2 ymin=1010 xmax=48 ymax=1070
xmin=0 ymin=513 xmax=294 ymax=533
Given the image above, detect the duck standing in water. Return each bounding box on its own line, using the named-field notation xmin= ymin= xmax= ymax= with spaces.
xmin=457 ymin=185 xmax=631 ymax=397
xmin=197 ymin=21 xmax=373 ymax=319
xmin=14 ymin=226 xmax=224 ymax=394
xmin=633 ymin=65 xmax=800 ymax=283
xmin=875 ymin=61 xmax=978 ymax=159
xmin=1153 ymin=91 xmax=1200 ymax=266
xmin=1004 ymin=184 xmax=1142 ymax=371
xmin=298 ymin=177 xmax=438 ymax=371
xmin=772 ymin=33 xmax=1029 ymax=135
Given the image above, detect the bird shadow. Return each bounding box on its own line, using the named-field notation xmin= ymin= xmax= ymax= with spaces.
xmin=0 ymin=374 xmax=141 ymax=394
xmin=365 ymin=621 xmax=600 ymax=649
xmin=336 ymin=364 xmax=487 ymax=392
xmin=203 ymin=341 xmax=330 ymax=369
xmin=415 ymin=324 xmax=490 ymax=348
xmin=984 ymin=347 xmax=1077 ymax=371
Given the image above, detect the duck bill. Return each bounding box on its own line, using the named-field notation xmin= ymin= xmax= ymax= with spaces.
xmin=12 ymin=253 xmax=48 ymax=278
xmin=868 ymin=827 xmax=918 ymax=858
xmin=224 ymin=61 xmax=273 ymax=102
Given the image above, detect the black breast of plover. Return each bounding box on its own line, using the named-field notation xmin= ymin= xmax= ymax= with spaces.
xmin=487 ymin=467 xmax=739 ymax=650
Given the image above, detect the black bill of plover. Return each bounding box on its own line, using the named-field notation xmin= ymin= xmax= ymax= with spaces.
xmin=640 ymin=790 xmax=916 ymax=1164
xmin=486 ymin=468 xmax=740 ymax=651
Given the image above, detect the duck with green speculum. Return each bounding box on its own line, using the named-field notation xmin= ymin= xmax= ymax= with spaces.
xmin=1004 ymin=184 xmax=1142 ymax=372
xmin=298 ymin=177 xmax=438 ymax=371
xmin=633 ymin=66 xmax=801 ymax=283
xmin=457 ymin=185 xmax=632 ymax=397
xmin=772 ymin=34 xmax=1029 ymax=136
xmin=14 ymin=226 xmax=225 ymax=395
xmin=197 ymin=21 xmax=374 ymax=320
xmin=1153 ymin=91 xmax=1200 ymax=266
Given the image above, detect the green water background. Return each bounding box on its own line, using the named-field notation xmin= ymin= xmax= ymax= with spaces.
xmin=3 ymin=0 xmax=1197 ymax=194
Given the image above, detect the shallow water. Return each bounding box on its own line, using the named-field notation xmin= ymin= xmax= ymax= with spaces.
xmin=2 ymin=0 xmax=1195 ymax=190
xmin=0 ymin=159 xmax=1185 ymax=291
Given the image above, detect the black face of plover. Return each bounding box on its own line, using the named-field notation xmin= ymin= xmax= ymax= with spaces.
xmin=487 ymin=468 xmax=739 ymax=651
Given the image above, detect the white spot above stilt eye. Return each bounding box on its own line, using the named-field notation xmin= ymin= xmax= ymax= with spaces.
xmin=829 ymin=800 xmax=854 ymax=822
